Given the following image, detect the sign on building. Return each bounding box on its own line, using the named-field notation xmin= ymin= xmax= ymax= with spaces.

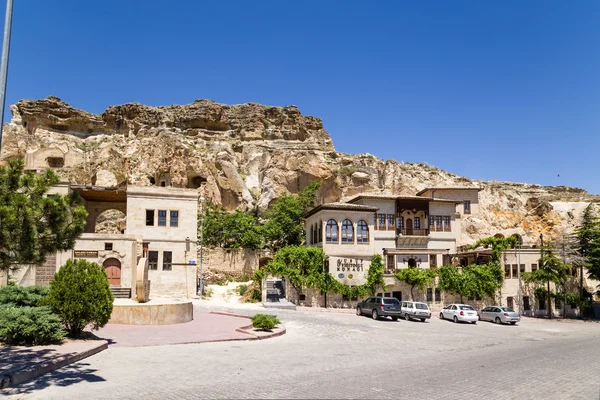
xmin=74 ymin=250 xmax=99 ymax=258
xmin=329 ymin=256 xmax=372 ymax=286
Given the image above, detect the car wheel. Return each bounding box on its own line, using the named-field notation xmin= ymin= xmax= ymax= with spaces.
xmin=391 ymin=317 xmax=398 ymax=321
xmin=510 ymin=322 xmax=516 ymax=325
xmin=420 ymin=318 xmax=426 ymax=322
xmin=453 ymin=316 xmax=458 ymax=323
xmin=495 ymin=317 xmax=502 ymax=325
xmin=356 ymin=307 xmax=362 ymax=316
xmin=405 ymin=313 xmax=410 ymax=321
xmin=372 ymin=309 xmax=379 ymax=320
xmin=472 ymin=321 xmax=476 ymax=324
xmin=439 ymin=313 xmax=444 ymax=320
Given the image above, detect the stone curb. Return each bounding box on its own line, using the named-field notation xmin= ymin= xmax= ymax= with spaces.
xmin=0 ymin=340 xmax=108 ymax=390
xmin=295 ymin=307 xmax=355 ymax=314
xmin=209 ymin=312 xmax=286 ymax=341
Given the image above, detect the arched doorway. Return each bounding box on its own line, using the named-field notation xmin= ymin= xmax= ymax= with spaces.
xmin=103 ymin=258 xmax=122 ymax=285
xmin=95 ymin=209 xmax=126 ymax=234
xmin=406 ymin=218 xmax=413 ymax=235
xmin=408 ymin=258 xmax=417 ymax=268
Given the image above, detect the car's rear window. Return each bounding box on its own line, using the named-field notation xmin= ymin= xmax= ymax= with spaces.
xmin=459 ymin=305 xmax=475 ymax=310
xmin=501 ymin=307 xmax=515 ymax=312
xmin=384 ymin=298 xmax=400 ymax=305
xmin=415 ymin=303 xmax=429 ymax=310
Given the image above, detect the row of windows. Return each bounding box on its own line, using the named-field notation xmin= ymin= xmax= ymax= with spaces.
xmin=372 ymin=214 xmax=452 ymax=232
xmin=504 ymin=263 xmax=577 ymax=279
xmin=146 ymin=209 xmax=179 ymax=227
xmin=326 ymin=219 xmax=369 ymax=244
xmin=148 ymin=250 xmax=173 ymax=271
xmin=508 ymin=296 xmax=578 ymax=311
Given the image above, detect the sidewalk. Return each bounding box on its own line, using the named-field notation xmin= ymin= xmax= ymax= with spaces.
xmin=0 ymin=339 xmax=108 ymax=389
xmin=95 ymin=311 xmax=284 ymax=347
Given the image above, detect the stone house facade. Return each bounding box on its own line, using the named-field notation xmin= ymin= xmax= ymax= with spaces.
xmin=1 ymin=184 xmax=199 ymax=299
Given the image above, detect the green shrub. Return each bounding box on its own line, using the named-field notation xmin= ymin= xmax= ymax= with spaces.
xmin=202 ymin=287 xmax=214 ymax=299
xmin=237 ymin=284 xmax=248 ymax=296
xmin=44 ymin=259 xmax=114 ymax=337
xmin=250 ymin=314 xmax=280 ymax=331
xmin=0 ymin=306 xmax=66 ymax=345
xmin=0 ymin=285 xmax=49 ymax=307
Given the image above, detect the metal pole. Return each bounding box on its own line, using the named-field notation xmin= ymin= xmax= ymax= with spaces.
xmin=199 ymin=195 xmax=205 ymax=295
xmin=0 ymin=0 xmax=14 ymax=152
xmin=517 ymin=244 xmax=523 ymax=315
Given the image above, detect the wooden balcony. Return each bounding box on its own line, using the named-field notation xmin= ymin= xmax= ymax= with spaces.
xmin=398 ymin=228 xmax=429 ymax=236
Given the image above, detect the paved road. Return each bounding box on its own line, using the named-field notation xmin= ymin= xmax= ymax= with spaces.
xmin=5 ymin=303 xmax=600 ymax=399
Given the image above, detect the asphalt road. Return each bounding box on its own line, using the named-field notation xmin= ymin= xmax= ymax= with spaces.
xmin=5 ymin=303 xmax=600 ymax=399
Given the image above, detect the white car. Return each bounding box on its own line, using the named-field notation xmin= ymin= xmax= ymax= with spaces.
xmin=400 ymin=301 xmax=431 ymax=322
xmin=439 ymin=304 xmax=478 ymax=324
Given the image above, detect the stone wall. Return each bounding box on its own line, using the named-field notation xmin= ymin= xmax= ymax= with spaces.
xmin=202 ymin=247 xmax=268 ymax=277
xmin=35 ymin=254 xmax=57 ymax=285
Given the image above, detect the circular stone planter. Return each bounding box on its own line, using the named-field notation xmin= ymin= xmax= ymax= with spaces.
xmin=109 ymin=298 xmax=193 ymax=325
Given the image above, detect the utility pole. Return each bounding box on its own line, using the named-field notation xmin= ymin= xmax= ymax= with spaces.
xmin=198 ymin=194 xmax=205 ymax=296
xmin=0 ymin=0 xmax=14 ymax=152
xmin=517 ymin=238 xmax=523 ymax=315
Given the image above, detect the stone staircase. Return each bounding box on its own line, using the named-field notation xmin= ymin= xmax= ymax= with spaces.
xmin=110 ymin=287 xmax=131 ymax=299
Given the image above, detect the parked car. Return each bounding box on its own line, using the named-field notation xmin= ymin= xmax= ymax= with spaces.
xmin=400 ymin=301 xmax=431 ymax=322
xmin=479 ymin=306 xmax=520 ymax=325
xmin=356 ymin=296 xmax=402 ymax=320
xmin=439 ymin=304 xmax=478 ymax=324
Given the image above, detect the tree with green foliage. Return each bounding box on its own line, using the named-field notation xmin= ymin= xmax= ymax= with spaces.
xmin=575 ymin=204 xmax=600 ymax=284
xmin=254 ymin=249 xmax=386 ymax=302
xmin=523 ymin=245 xmax=569 ymax=318
xmin=263 ymin=182 xmax=320 ymax=251
xmin=0 ymin=159 xmax=88 ymax=275
xmin=200 ymin=202 xmax=263 ymax=249
xmin=462 ymin=235 xmax=519 ymax=262
xmin=44 ymin=259 xmax=114 ymax=336
xmin=394 ymin=267 xmax=437 ymax=300
xmin=437 ymin=263 xmax=504 ymax=303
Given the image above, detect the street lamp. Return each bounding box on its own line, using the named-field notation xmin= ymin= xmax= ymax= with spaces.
xmin=0 ymin=0 xmax=14 ymax=152
xmin=198 ymin=194 xmax=205 ymax=296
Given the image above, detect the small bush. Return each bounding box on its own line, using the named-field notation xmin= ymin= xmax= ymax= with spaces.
xmin=44 ymin=259 xmax=114 ymax=337
xmin=237 ymin=284 xmax=248 ymax=296
xmin=250 ymin=314 xmax=280 ymax=331
xmin=202 ymin=287 xmax=214 ymax=299
xmin=0 ymin=306 xmax=66 ymax=345
xmin=0 ymin=285 xmax=50 ymax=307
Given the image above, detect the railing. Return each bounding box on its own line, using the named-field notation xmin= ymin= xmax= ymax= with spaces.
xmin=398 ymin=228 xmax=429 ymax=236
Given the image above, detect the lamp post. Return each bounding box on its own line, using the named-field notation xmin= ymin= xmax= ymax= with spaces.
xmin=198 ymin=195 xmax=205 ymax=296
xmin=0 ymin=0 xmax=14 ymax=152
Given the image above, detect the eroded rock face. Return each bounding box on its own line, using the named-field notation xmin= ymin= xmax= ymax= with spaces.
xmin=2 ymin=96 xmax=599 ymax=245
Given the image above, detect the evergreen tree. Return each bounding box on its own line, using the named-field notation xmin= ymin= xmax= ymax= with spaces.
xmin=574 ymin=204 xmax=600 ymax=283
xmin=0 ymin=160 xmax=87 ymax=275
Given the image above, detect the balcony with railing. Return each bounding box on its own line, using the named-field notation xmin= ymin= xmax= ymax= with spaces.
xmin=398 ymin=228 xmax=430 ymax=236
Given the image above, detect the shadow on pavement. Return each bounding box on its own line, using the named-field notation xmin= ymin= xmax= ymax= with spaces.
xmin=4 ymin=362 xmax=105 ymax=395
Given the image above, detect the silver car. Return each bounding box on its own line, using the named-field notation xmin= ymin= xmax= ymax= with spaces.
xmin=356 ymin=296 xmax=402 ymax=320
xmin=400 ymin=301 xmax=431 ymax=322
xmin=479 ymin=306 xmax=520 ymax=325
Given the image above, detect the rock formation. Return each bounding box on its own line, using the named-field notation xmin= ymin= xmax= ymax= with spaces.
xmin=2 ymin=96 xmax=598 ymax=245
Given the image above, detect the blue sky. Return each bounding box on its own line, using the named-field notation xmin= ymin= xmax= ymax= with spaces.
xmin=2 ymin=1 xmax=600 ymax=193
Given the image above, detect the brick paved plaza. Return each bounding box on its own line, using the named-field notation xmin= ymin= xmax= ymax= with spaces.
xmin=5 ymin=303 xmax=600 ymax=399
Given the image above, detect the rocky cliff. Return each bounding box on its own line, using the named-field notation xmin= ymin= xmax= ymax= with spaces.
xmin=2 ymin=96 xmax=598 ymax=245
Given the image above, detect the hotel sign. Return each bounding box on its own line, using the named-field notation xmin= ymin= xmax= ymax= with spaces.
xmin=74 ymin=250 xmax=98 ymax=258
xmin=329 ymin=256 xmax=371 ymax=285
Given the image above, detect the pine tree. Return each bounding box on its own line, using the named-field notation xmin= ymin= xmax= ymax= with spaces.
xmin=0 ymin=160 xmax=87 ymax=275
xmin=574 ymin=204 xmax=600 ymax=286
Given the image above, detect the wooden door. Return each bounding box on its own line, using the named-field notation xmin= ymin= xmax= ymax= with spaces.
xmin=406 ymin=218 xmax=413 ymax=235
xmin=103 ymin=258 xmax=122 ymax=285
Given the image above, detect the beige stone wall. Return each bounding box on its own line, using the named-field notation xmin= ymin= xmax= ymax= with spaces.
xmin=202 ymin=247 xmax=264 ymax=277
xmin=423 ymin=189 xmax=480 ymax=216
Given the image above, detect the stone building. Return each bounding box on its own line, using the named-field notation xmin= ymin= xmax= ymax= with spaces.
xmin=1 ymin=184 xmax=199 ymax=299
xmin=294 ymin=187 xmax=599 ymax=314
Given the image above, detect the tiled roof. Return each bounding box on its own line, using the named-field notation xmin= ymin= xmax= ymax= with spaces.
xmin=304 ymin=202 xmax=379 ymax=218
xmin=347 ymin=194 xmax=460 ymax=204
xmin=415 ymin=187 xmax=483 ymax=196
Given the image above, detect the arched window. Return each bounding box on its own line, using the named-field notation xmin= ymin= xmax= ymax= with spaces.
xmin=309 ymin=224 xmax=314 ymax=244
xmin=341 ymin=219 xmax=354 ymax=243
xmin=326 ymin=220 xmax=339 ymax=243
xmin=318 ymin=221 xmax=323 ymax=243
xmin=357 ymin=220 xmax=369 ymax=243
xmin=313 ymin=224 xmax=318 ymax=244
